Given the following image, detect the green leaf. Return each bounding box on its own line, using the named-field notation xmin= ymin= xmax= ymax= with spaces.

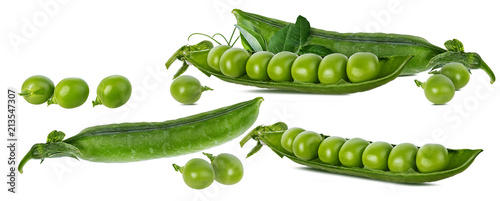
xmin=47 ymin=130 xmax=65 ymax=143
xmin=299 ymin=45 xmax=333 ymax=57
xmin=444 ymin=39 xmax=464 ymax=52
xmin=292 ymin=15 xmax=310 ymax=50
xmin=235 ymin=24 xmax=265 ymax=52
xmin=268 ymin=24 xmax=294 ymax=53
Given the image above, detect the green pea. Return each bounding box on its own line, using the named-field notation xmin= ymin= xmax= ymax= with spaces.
xmin=173 ymin=158 xmax=215 ymax=189
xmin=291 ymin=53 xmax=322 ymax=83
xmin=93 ymin=75 xmax=132 ymax=108
xmin=48 ymin=77 xmax=89 ymax=109
xmin=267 ymin=51 xmax=298 ymax=82
xmin=387 ymin=143 xmax=418 ymax=172
xmin=280 ymin=127 xmax=305 ymax=153
xmin=439 ymin=62 xmax=470 ymax=90
xmin=246 ymin=51 xmax=274 ymax=81
xmin=346 ymin=52 xmax=380 ymax=83
xmin=415 ymin=74 xmax=455 ymax=105
xmin=318 ymin=53 xmax=348 ymax=84
xmin=207 ymin=45 xmax=231 ymax=72
xmin=292 ymin=131 xmax=323 ymax=160
xmin=220 ymin=48 xmax=250 ymax=78
xmin=170 ymin=75 xmax=212 ymax=104
xmin=362 ymin=141 xmax=393 ymax=170
xmin=19 ymin=75 xmax=54 ymax=105
xmin=339 ymin=138 xmax=369 ymax=167
xmin=204 ymin=153 xmax=243 ymax=185
xmin=416 ymin=144 xmax=449 ymax=173
xmin=317 ymin=136 xmax=346 ymax=165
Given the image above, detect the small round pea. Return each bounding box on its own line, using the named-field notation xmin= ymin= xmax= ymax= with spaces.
xmin=318 ymin=136 xmax=346 ymax=165
xmin=346 ymin=52 xmax=380 ymax=83
xmin=170 ymin=75 xmax=212 ymax=104
xmin=318 ymin=53 xmax=348 ymax=84
xmin=267 ymin=51 xmax=298 ymax=82
xmin=207 ymin=45 xmax=231 ymax=72
xmin=48 ymin=77 xmax=89 ymax=109
xmin=204 ymin=153 xmax=243 ymax=185
xmin=338 ymin=138 xmax=369 ymax=167
xmin=19 ymin=75 xmax=55 ymax=105
xmin=173 ymin=158 xmax=215 ymax=190
xmin=416 ymin=144 xmax=449 ymax=173
xmin=292 ymin=131 xmax=323 ymax=160
xmin=439 ymin=62 xmax=470 ymax=90
xmin=220 ymin=48 xmax=250 ymax=78
xmin=291 ymin=53 xmax=322 ymax=83
xmin=415 ymin=74 xmax=455 ymax=105
xmin=280 ymin=127 xmax=306 ymax=153
xmin=361 ymin=141 xmax=393 ymax=170
xmin=93 ymin=75 xmax=132 ymax=108
xmin=246 ymin=51 xmax=274 ymax=81
xmin=388 ymin=143 xmax=418 ymax=172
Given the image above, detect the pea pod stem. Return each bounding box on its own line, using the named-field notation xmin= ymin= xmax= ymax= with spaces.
xmin=203 ymin=152 xmax=215 ymax=162
xmin=92 ymin=97 xmax=102 ymax=107
xmin=172 ymin=164 xmax=183 ymax=173
xmin=414 ymin=80 xmax=425 ymax=89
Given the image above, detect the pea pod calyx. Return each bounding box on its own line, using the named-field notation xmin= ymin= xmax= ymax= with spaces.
xmin=240 ymin=122 xmax=483 ymax=183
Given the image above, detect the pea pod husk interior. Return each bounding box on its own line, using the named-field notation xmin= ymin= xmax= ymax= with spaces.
xmin=167 ymin=41 xmax=414 ymax=94
xmin=18 ymin=97 xmax=264 ymax=173
xmin=240 ymin=122 xmax=482 ymax=183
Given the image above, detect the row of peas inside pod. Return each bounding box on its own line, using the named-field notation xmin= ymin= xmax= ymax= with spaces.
xmin=19 ymin=75 xmax=132 ymax=108
xmin=207 ymin=45 xmax=381 ymax=84
xmin=281 ymin=127 xmax=448 ymax=173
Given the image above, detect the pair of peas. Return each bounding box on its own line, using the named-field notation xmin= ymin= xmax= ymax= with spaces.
xmin=281 ymin=128 xmax=449 ymax=173
xmin=207 ymin=45 xmax=381 ymax=84
xmin=415 ymin=62 xmax=471 ymax=104
xmin=173 ymin=153 xmax=244 ymax=190
xmin=20 ymin=75 xmax=132 ymax=108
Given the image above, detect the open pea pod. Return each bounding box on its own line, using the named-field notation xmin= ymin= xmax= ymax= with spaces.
xmin=240 ymin=122 xmax=482 ymax=184
xmin=166 ymin=41 xmax=413 ymax=94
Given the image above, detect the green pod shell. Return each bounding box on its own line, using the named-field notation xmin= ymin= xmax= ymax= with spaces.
xmin=166 ymin=42 xmax=413 ymax=94
xmin=241 ymin=122 xmax=482 ymax=184
xmin=18 ymin=97 xmax=263 ymax=173
xmin=232 ymin=9 xmax=495 ymax=83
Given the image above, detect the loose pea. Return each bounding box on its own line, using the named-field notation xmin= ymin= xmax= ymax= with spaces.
xmin=48 ymin=77 xmax=89 ymax=109
xmin=317 ymin=136 xmax=346 ymax=165
xmin=204 ymin=153 xmax=244 ymax=185
xmin=439 ymin=62 xmax=470 ymax=90
xmin=415 ymin=74 xmax=455 ymax=105
xmin=338 ymin=138 xmax=369 ymax=167
xmin=361 ymin=141 xmax=393 ymax=171
xmin=19 ymin=75 xmax=54 ymax=105
xmin=173 ymin=158 xmax=215 ymax=189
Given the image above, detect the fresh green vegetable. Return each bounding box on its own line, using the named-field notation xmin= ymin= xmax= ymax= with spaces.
xmin=19 ymin=75 xmax=54 ymax=105
xmin=280 ymin=127 xmax=305 ymax=153
xmin=346 ymin=52 xmax=380 ymax=83
xmin=292 ymin=131 xmax=322 ymax=160
xmin=207 ymin=45 xmax=231 ymax=72
xmin=387 ymin=143 xmax=418 ymax=172
xmin=338 ymin=138 xmax=370 ymax=167
xmin=18 ymin=97 xmax=263 ymax=173
xmin=47 ymin=77 xmax=89 ymax=109
xmin=317 ymin=136 xmax=346 ymax=165
xmin=246 ymin=51 xmax=274 ymax=81
xmin=92 ymin=75 xmax=132 ymax=108
xmin=416 ymin=144 xmax=449 ymax=173
xmin=431 ymin=62 xmax=470 ymax=90
xmin=204 ymin=153 xmax=244 ymax=185
xmin=166 ymin=41 xmax=413 ymax=94
xmin=318 ymin=53 xmax=348 ymax=84
xmin=267 ymin=51 xmax=298 ymax=82
xmin=220 ymin=48 xmax=250 ymax=77
xmin=170 ymin=75 xmax=212 ymax=104
xmin=232 ymin=9 xmax=495 ymax=84
xmin=291 ymin=53 xmax=322 ymax=83
xmin=173 ymin=158 xmax=215 ymax=189
xmin=240 ymin=122 xmax=482 ymax=183
xmin=415 ymin=74 xmax=455 ymax=105
xmin=362 ymin=141 xmax=393 ymax=171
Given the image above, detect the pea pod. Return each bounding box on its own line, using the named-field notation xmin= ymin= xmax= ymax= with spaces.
xmin=240 ymin=122 xmax=482 ymax=183
xmin=232 ymin=9 xmax=495 ymax=84
xmin=18 ymin=97 xmax=263 ymax=173
xmin=167 ymin=41 xmax=413 ymax=94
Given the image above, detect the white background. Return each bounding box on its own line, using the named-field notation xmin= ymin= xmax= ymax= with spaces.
xmin=1 ymin=0 xmax=499 ymax=200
